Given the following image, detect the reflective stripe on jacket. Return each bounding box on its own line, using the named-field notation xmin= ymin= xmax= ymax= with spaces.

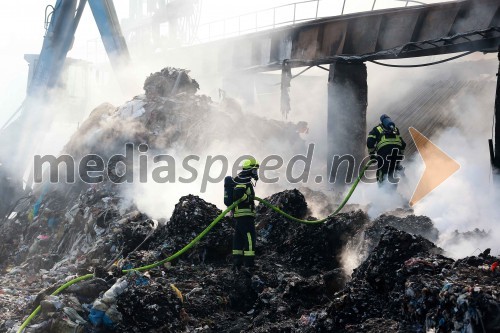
xmin=367 ymin=125 xmax=406 ymax=155
xmin=233 ymin=181 xmax=256 ymax=217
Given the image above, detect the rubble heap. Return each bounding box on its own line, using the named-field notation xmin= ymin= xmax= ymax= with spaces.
xmin=315 ymin=227 xmax=500 ymax=332
xmin=346 ymin=213 xmax=441 ymax=264
xmin=366 ymin=214 xmax=440 ymax=244
xmin=1 ymin=68 xmax=499 ymax=333
xmin=143 ymin=67 xmax=200 ymax=98
xmin=255 ymin=190 xmax=370 ymax=275
xmin=147 ymin=194 xmax=233 ymax=264
xmin=1 ymin=188 xmax=499 ymax=333
xmin=63 ymin=68 xmax=307 ymax=163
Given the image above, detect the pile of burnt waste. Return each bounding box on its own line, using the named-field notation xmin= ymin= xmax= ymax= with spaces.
xmin=62 ymin=67 xmax=307 ymax=164
xmin=1 ymin=68 xmax=499 ymax=333
xmin=1 ymin=187 xmax=499 ymax=333
xmin=315 ymin=227 xmax=500 ymax=332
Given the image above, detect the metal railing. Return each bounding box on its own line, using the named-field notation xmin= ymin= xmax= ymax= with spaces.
xmin=195 ymin=0 xmax=427 ymax=43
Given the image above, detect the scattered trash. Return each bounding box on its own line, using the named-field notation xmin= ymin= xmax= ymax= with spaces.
xmin=170 ymin=284 xmax=183 ymax=303
xmin=1 ymin=69 xmax=498 ymax=333
xmin=299 ymin=311 xmax=317 ymax=326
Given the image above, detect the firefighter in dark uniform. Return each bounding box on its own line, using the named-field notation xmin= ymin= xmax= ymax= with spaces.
xmin=232 ymin=158 xmax=259 ymax=271
xmin=367 ymin=114 xmax=406 ymax=184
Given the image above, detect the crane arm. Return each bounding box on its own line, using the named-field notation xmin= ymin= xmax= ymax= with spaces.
xmin=88 ymin=0 xmax=131 ymax=72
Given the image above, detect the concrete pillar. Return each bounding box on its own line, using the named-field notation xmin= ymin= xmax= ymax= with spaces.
xmin=327 ymin=62 xmax=368 ymax=189
xmin=494 ymin=49 xmax=500 ymax=168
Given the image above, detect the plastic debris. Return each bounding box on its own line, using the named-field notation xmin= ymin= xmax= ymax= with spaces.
xmin=1 ymin=68 xmax=498 ymax=333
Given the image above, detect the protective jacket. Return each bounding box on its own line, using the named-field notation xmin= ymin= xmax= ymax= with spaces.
xmin=232 ymin=171 xmax=257 ymax=269
xmin=232 ymin=175 xmax=256 ymax=217
xmin=367 ymin=124 xmax=406 ymax=157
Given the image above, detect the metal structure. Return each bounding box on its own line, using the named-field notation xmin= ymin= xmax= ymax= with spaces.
xmin=197 ymin=0 xmax=427 ymax=43
xmin=121 ymin=0 xmax=202 ymax=48
xmin=494 ymin=48 xmax=500 ymax=168
xmin=0 ymin=0 xmax=130 ymax=203
xmin=169 ymin=0 xmax=499 ymax=75
xmin=0 ymin=0 xmax=499 ymax=205
xmin=167 ymin=0 xmax=500 ymax=180
xmin=88 ymin=0 xmax=130 ymax=71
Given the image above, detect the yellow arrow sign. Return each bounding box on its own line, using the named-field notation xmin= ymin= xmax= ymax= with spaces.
xmin=409 ymin=127 xmax=460 ymax=207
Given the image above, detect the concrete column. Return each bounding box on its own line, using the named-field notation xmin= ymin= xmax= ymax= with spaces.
xmin=327 ymin=62 xmax=368 ymax=189
xmin=494 ymin=49 xmax=500 ymax=168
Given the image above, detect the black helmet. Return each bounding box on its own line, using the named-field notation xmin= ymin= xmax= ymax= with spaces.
xmin=380 ymin=114 xmax=395 ymax=131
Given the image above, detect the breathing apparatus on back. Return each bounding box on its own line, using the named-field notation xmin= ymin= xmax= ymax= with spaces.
xmin=380 ymin=114 xmax=396 ymax=134
xmin=224 ymin=158 xmax=260 ymax=207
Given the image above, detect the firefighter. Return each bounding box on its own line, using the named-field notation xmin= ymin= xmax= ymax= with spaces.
xmin=367 ymin=114 xmax=406 ymax=184
xmin=231 ymin=158 xmax=259 ymax=271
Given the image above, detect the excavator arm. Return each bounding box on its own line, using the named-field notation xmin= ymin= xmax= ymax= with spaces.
xmin=88 ymin=0 xmax=130 ymax=73
xmin=0 ymin=0 xmax=131 ymax=217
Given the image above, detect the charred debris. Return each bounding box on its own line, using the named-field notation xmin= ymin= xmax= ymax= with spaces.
xmin=0 ymin=68 xmax=499 ymax=333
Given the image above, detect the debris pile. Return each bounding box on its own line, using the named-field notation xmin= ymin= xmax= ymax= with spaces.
xmin=357 ymin=213 xmax=440 ymax=259
xmin=440 ymin=228 xmax=493 ymax=251
xmin=63 ymin=67 xmax=307 ymax=164
xmin=147 ymin=194 xmax=233 ymax=264
xmin=116 ymin=275 xmax=183 ymax=332
xmin=315 ymin=227 xmax=500 ymax=332
xmin=1 ymin=68 xmax=499 ymax=333
xmin=143 ymin=67 xmax=200 ymax=98
xmin=2 ymin=188 xmax=500 ymax=332
xmin=368 ymin=213 xmax=439 ymax=242
xmin=256 ymin=189 xmax=369 ymax=275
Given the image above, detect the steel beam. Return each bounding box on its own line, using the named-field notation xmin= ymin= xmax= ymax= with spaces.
xmin=169 ymin=0 xmax=500 ymax=75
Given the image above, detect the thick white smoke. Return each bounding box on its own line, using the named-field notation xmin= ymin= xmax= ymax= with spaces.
xmin=411 ymin=90 xmax=500 ymax=258
xmin=361 ymin=53 xmax=500 ymax=258
xmin=1 ymin=1 xmax=497 ymax=261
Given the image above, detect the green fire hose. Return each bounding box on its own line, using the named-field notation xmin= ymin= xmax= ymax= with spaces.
xmin=17 ymin=161 xmax=372 ymax=332
xmin=17 ymin=198 xmax=245 ymax=333
xmin=255 ymin=160 xmax=373 ymax=224
xmin=16 ymin=274 xmax=94 ymax=333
